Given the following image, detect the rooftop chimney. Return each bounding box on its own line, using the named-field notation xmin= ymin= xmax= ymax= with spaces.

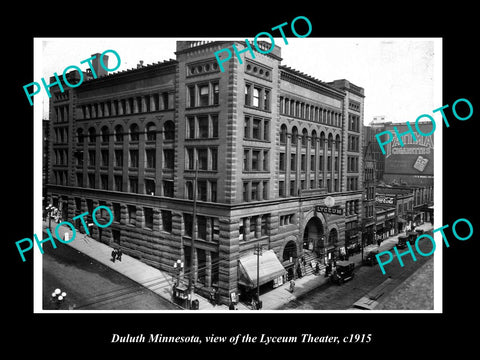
xmin=91 ymin=53 xmax=109 ymax=78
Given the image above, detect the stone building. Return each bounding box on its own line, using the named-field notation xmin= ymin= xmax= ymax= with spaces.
xmin=46 ymin=40 xmax=365 ymax=305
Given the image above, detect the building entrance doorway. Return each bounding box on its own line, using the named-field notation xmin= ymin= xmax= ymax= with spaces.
xmin=303 ymin=217 xmax=324 ymax=254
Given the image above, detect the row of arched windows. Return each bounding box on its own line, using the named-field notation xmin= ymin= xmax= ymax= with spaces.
xmin=75 ymin=120 xmax=175 ymax=144
xmin=279 ymin=124 xmax=341 ymax=149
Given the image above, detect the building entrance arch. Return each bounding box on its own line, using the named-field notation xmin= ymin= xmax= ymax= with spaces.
xmin=303 ymin=216 xmax=324 ymax=254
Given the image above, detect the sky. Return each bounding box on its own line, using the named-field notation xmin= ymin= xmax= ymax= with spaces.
xmin=36 ymin=37 xmax=441 ymax=124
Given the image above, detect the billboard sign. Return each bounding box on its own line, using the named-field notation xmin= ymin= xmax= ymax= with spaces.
xmin=383 ymin=123 xmax=434 ymax=176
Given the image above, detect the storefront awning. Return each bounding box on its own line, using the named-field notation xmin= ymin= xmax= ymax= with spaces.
xmin=397 ymin=217 xmax=407 ymax=223
xmin=238 ymin=250 xmax=286 ymax=289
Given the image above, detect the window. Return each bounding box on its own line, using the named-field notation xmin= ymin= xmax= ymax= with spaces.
xmin=261 ymin=215 xmax=268 ymax=236
xmin=251 ymin=182 xmax=259 ymax=201
xmin=114 ymin=125 xmax=123 ymax=142
xmin=263 ymin=181 xmax=268 ymax=200
xmin=263 ymin=150 xmax=269 ymax=171
xmin=127 ymin=205 xmax=136 ymax=225
xmin=213 ymin=83 xmax=219 ymax=105
xmin=163 ymin=180 xmax=174 ymax=197
xmin=187 ymin=117 xmax=195 ymax=139
xmin=129 ymin=177 xmax=138 ymax=193
xmin=198 ymin=116 xmax=209 ymax=138
xmin=243 ymin=182 xmax=249 ymax=202
xmin=252 ymin=150 xmax=260 ymax=171
xmin=144 ymin=207 xmax=153 ymax=229
xmin=280 ymin=125 xmax=287 ymax=144
xmin=245 ymin=84 xmax=251 ymax=106
xmin=279 ymin=152 xmax=285 ymax=171
xmin=114 ymin=150 xmax=123 ymax=167
xmin=113 ymin=203 xmax=121 ymax=222
xmin=250 ymin=216 xmax=258 ymax=234
xmin=145 ymin=179 xmax=155 ymax=195
xmin=88 ymin=150 xmax=96 ymax=166
xmin=211 ymin=148 xmax=218 ymax=171
xmin=198 ymin=148 xmax=208 ymax=170
xmin=243 ymin=149 xmax=249 ymax=171
xmin=101 ymin=150 xmax=109 ymax=167
xmin=210 ymin=181 xmax=217 ymax=202
xmin=162 ymin=210 xmax=172 ymax=233
xmin=146 ymin=149 xmax=155 ymax=169
xmin=211 ymin=115 xmax=218 ymax=138
xmin=186 ymin=148 xmax=195 ymax=170
xmin=188 ymin=85 xmax=195 ymax=107
xmin=164 ymin=121 xmax=175 ymax=140
xmin=252 ymin=87 xmax=260 ymax=107
xmin=130 ymin=124 xmax=139 ymax=141
xmin=162 ymin=92 xmax=169 ymax=109
xmin=163 ymin=149 xmax=174 ymax=169
xmin=199 ymin=85 xmax=209 ymax=106
xmin=184 ymin=213 xmax=193 ymax=237
xmin=101 ymin=126 xmax=109 ymax=143
xmin=114 ymin=175 xmax=122 ymax=191
xmin=129 ymin=150 xmax=139 ymax=168
xmin=279 ymin=181 xmax=285 ymax=197
xmin=101 ymin=174 xmax=108 ymax=190
xmin=252 ymin=118 xmax=261 ymax=140
xmin=146 ymin=123 xmax=156 ymax=141
xmin=291 ymin=153 xmax=296 ymax=171
xmin=198 ymin=180 xmax=207 ymax=201
xmin=197 ymin=216 xmax=207 ymax=240
xmin=263 ymin=90 xmax=270 ymax=110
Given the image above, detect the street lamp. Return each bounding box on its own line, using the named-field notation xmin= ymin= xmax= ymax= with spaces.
xmin=51 ymin=288 xmax=67 ymax=309
xmin=173 ymin=259 xmax=183 ymax=286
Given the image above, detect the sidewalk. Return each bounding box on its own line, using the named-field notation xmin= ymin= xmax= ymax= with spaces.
xmin=45 ymin=220 xmax=226 ymax=311
xmin=45 ymin=220 xmax=433 ymax=311
xmin=260 ymin=222 xmax=434 ymax=310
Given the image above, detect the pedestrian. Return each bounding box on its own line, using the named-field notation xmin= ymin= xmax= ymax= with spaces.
xmin=229 ymin=302 xmax=235 ymax=310
xmin=316 ymin=262 xmax=320 ymax=275
xmin=116 ymin=248 xmax=123 ymax=261
xmin=289 ymin=279 xmax=295 ymax=293
xmin=111 ymin=248 xmax=117 ymax=263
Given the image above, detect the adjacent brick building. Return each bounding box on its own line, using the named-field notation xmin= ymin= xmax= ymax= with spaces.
xmin=46 ymin=40 xmax=365 ymax=305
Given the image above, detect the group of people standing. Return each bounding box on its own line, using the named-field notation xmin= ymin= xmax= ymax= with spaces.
xmin=111 ymin=248 xmax=123 ymax=263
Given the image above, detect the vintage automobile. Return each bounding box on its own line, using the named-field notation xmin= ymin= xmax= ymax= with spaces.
xmin=330 ymin=261 xmax=355 ymax=285
xmin=397 ymin=235 xmax=409 ymax=249
xmin=363 ymin=250 xmax=379 ymax=266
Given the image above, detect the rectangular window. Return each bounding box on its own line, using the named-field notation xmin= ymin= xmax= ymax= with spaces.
xmin=188 ymin=85 xmax=195 ymax=108
xmin=211 ymin=115 xmax=218 ymax=138
xmin=162 ymin=210 xmax=172 ymax=233
xmin=252 ymin=150 xmax=260 ymax=171
xmin=252 ymin=118 xmax=261 ymax=140
xmin=198 ymin=116 xmax=209 ymax=138
xmin=129 ymin=177 xmax=138 ymax=193
xmin=187 ymin=117 xmax=195 ymax=139
xmin=129 ymin=150 xmax=138 ymax=168
xmin=245 ymin=84 xmax=251 ymax=106
xmin=101 ymin=174 xmax=108 ymax=190
xmin=184 ymin=213 xmax=193 ymax=237
xmin=261 ymin=214 xmax=268 ymax=236
xmin=127 ymin=205 xmax=136 ymax=225
xmin=101 ymin=150 xmax=109 ymax=167
xmin=253 ymin=87 xmax=260 ymax=107
xmin=114 ymin=150 xmax=123 ymax=167
xmin=263 ymin=150 xmax=269 ymax=171
xmin=197 ymin=216 xmax=207 ymax=240
xmin=301 ymin=154 xmax=306 ymax=171
xmin=198 ymin=180 xmax=207 ymax=201
xmin=186 ymin=148 xmax=194 ymax=170
xmin=146 ymin=149 xmax=155 ymax=169
xmin=279 ymin=181 xmax=285 ymax=197
xmin=210 ymin=180 xmax=217 ymax=202
xmin=264 ymin=90 xmax=270 ymax=110
xmin=243 ymin=149 xmax=249 ymax=171
xmin=163 ymin=180 xmax=174 ymax=197
xmin=251 ymin=182 xmax=259 ymax=201
xmin=250 ymin=216 xmax=257 ymax=234
xmin=279 ymin=152 xmax=285 ymax=171
xmin=145 ymin=178 xmax=155 ymax=195
xmin=243 ymin=182 xmax=249 ymax=202
xmin=89 ymin=150 xmax=96 ymax=166
xmin=263 ymin=120 xmax=269 ymax=141
xmin=114 ymin=175 xmax=122 ymax=191
xmin=198 ymin=148 xmax=208 ymax=170
xmin=199 ymin=85 xmax=209 ymax=106
xmin=113 ymin=203 xmax=121 ymax=222
xmin=88 ymin=173 xmax=95 ymax=188
xmin=163 ymin=149 xmax=174 ymax=169
xmin=263 ymin=181 xmax=268 ymax=200
xmin=291 ymin=153 xmax=296 ymax=171
xmin=244 ymin=117 xmax=250 ymax=138
xmin=213 ymin=83 xmax=219 ymax=105
xmin=144 ymin=207 xmax=153 ymax=229
xmin=211 ymin=148 xmax=218 ymax=171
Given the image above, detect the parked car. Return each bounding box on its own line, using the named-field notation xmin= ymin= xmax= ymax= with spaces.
xmin=397 ymin=235 xmax=409 ymax=249
xmin=363 ymin=250 xmax=379 ymax=266
xmin=330 ymin=261 xmax=355 ymax=285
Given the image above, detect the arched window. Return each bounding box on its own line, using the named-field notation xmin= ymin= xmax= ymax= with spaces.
xmin=280 ymin=124 xmax=287 ymax=145
xmin=114 ymin=125 xmax=123 ymax=142
xmin=320 ymin=131 xmax=326 ymax=147
xmin=291 ymin=126 xmax=298 ymax=145
xmin=88 ymin=127 xmax=96 ymax=143
xmin=328 ymin=133 xmax=333 ymax=149
xmin=146 ymin=122 xmax=156 ymax=141
xmin=101 ymin=126 xmax=109 ymax=143
xmin=302 ymin=128 xmax=308 ymax=147
xmin=335 ymin=134 xmax=341 ymax=150
xmin=164 ymin=120 xmax=175 ymax=140
xmin=130 ymin=123 xmax=139 ymax=141
xmin=311 ymin=130 xmax=317 ymax=146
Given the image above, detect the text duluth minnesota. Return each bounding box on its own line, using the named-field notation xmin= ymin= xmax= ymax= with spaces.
xmin=111 ymin=333 xmax=345 ymax=345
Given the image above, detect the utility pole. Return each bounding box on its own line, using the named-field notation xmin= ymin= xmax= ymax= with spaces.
xmin=254 ymin=243 xmax=263 ymax=309
xmin=189 ymin=159 xmax=198 ymax=309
